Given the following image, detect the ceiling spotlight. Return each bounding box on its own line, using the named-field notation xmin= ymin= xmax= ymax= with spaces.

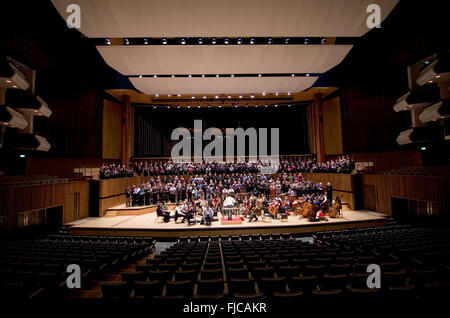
xmin=239 ymin=95 xmax=243 ymax=98
xmin=285 ymin=38 xmax=290 ymax=44
xmin=177 ymin=105 xmax=180 ymax=108
xmin=201 ymin=74 xmax=205 ymax=77
xmin=258 ymin=74 xmax=262 ymax=77
xmin=168 ymin=94 xmax=171 ymax=97
xmin=228 ymin=95 xmax=231 ymax=99
xmin=321 ymin=37 xmax=326 ymax=44
xmin=275 ymin=92 xmax=279 ymax=96
xmin=265 ymin=104 xmax=268 ymax=107
xmin=211 ymin=38 xmax=217 ymax=44
xmin=237 ymin=38 xmax=242 ymax=44
xmin=235 ymin=105 xmax=238 ymax=108
xmin=219 ymin=105 xmax=222 ymax=108
xmin=304 ymin=38 xmax=309 ymax=44
xmin=187 ymin=105 xmax=191 ymax=108
xmin=105 ymin=38 xmax=111 ymax=45
xmin=197 ymin=105 xmax=201 ymax=108
xmin=224 ymin=38 xmax=229 ymax=44
xmin=230 ymin=74 xmax=234 ymax=77
xmin=306 ymin=73 xmax=310 ymax=77
xmin=255 ymin=104 xmax=258 ymax=107
xmin=143 ymin=38 xmax=148 ymax=45
xmin=188 ymin=74 xmax=192 ymax=77
xmin=198 ymin=38 xmax=203 ymax=44
xmin=191 ymin=95 xmax=195 ymax=99
xmin=215 ymin=95 xmax=219 ymax=99
xmin=275 ymin=104 xmax=278 ymax=107
xmin=208 ymin=105 xmax=211 ymax=108
xmin=250 ymin=38 xmax=255 ymax=44
xmin=155 ymin=93 xmax=159 ymax=97
xmin=251 ymin=94 xmax=254 ymax=98
xmin=291 ymin=73 xmax=295 ymax=77
xmin=177 ymin=94 xmax=181 ymax=97
xmin=268 ymin=38 xmax=272 ymax=44
xmin=139 ymin=75 xmax=143 ymax=78
xmin=153 ymin=106 xmax=156 ymax=109
xmin=287 ymin=92 xmax=291 ymax=95
xmin=180 ymin=38 xmax=186 ymax=44
xmin=262 ymin=92 xmax=266 ymax=96
xmin=153 ymin=74 xmax=157 ymax=78
xmin=167 ymin=106 xmax=170 ymax=108
xmin=171 ymin=74 xmax=175 ymax=77
xmin=124 ymin=38 xmax=130 ymax=45
xmin=288 ymin=104 xmax=291 ymax=107
xmin=203 ymin=95 xmax=207 ymax=99
xmin=216 ymin=74 xmax=219 ymax=77
xmin=162 ymin=38 xmax=167 ymax=44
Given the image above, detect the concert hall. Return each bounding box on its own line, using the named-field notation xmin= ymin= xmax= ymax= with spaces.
xmin=1 ymin=0 xmax=450 ymax=312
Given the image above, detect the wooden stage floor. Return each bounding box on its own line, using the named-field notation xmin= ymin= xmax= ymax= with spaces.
xmin=67 ymin=207 xmax=386 ymax=238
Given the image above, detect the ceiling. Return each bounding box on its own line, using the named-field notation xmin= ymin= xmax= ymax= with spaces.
xmin=51 ymin=0 xmax=399 ymax=106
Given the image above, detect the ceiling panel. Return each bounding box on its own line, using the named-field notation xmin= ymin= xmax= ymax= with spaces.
xmin=51 ymin=0 xmax=399 ymax=37
xmin=97 ymin=45 xmax=352 ymax=75
xmin=130 ymin=76 xmax=318 ymax=95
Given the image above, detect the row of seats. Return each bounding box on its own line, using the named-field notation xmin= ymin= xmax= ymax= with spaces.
xmin=0 ymin=236 xmax=155 ymax=299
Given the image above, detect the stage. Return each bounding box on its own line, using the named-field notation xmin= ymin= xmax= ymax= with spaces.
xmin=67 ymin=206 xmax=387 ymax=238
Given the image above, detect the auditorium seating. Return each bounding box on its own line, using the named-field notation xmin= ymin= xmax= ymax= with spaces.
xmin=0 ymin=235 xmax=155 ymax=299
xmin=0 ymin=175 xmax=70 ymax=188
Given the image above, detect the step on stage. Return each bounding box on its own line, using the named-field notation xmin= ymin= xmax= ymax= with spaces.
xmin=68 ymin=204 xmax=386 ymax=239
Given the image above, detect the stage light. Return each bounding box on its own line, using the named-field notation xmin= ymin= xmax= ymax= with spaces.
xmin=258 ymin=74 xmax=262 ymax=77
xmin=171 ymin=75 xmax=175 ymax=77
xmin=20 ymin=154 xmax=25 ymax=158
xmin=288 ymin=104 xmax=291 ymax=107
xmin=208 ymin=105 xmax=211 ymax=108
xmin=162 ymin=38 xmax=167 ymax=44
xmin=180 ymin=38 xmax=186 ymax=44
xmin=203 ymin=95 xmax=207 ymax=99
xmin=167 ymin=106 xmax=170 ymax=108
xmin=144 ymin=38 xmax=148 ymax=45
xmin=255 ymin=104 xmax=258 ymax=107
xmin=228 ymin=95 xmax=231 ymax=99
xmin=201 ymin=74 xmax=205 ymax=77
xmin=304 ymin=38 xmax=309 ymax=44
xmin=197 ymin=105 xmax=201 ymax=108
xmin=155 ymin=93 xmax=159 ymax=97
xmin=231 ymin=74 xmax=234 ymax=77
xmin=235 ymin=105 xmax=238 ymax=108
xmin=124 ymin=38 xmax=129 ymax=45
xmin=421 ymin=146 xmax=426 ymax=150
xmin=291 ymin=73 xmax=295 ymax=77
xmin=265 ymin=104 xmax=268 ymax=107
xmin=105 ymin=38 xmax=111 ymax=45
xmin=224 ymin=38 xmax=229 ymax=44
xmin=262 ymin=92 xmax=266 ymax=96
xmin=275 ymin=92 xmax=279 ymax=96
xmin=239 ymin=95 xmax=243 ymax=98
xmin=275 ymin=104 xmax=278 ymax=107
xmin=187 ymin=105 xmax=191 ymax=108
xmin=215 ymin=95 xmax=219 ymax=99
xmin=216 ymin=74 xmax=219 ymax=77
xmin=6 ymin=80 xmax=11 ymax=83
xmin=285 ymin=38 xmax=290 ymax=44
xmin=306 ymin=73 xmax=310 ymax=77
xmin=153 ymin=75 xmax=157 ymax=78
xmin=153 ymin=106 xmax=156 ymax=109
xmin=12 ymin=85 xmax=17 ymax=88
xmin=211 ymin=38 xmax=216 ymax=44
xmin=268 ymin=38 xmax=272 ymax=44
xmin=177 ymin=105 xmax=180 ymax=108
xmin=237 ymin=38 xmax=242 ymax=44
xmin=168 ymin=94 xmax=171 ymax=97
xmin=321 ymin=37 xmax=326 ymax=44
xmin=191 ymin=95 xmax=195 ymax=99
xmin=251 ymin=94 xmax=254 ymax=98
xmin=287 ymin=92 xmax=291 ymax=95
xmin=188 ymin=74 xmax=192 ymax=77
xmin=219 ymin=105 xmax=222 ymax=108
xmin=139 ymin=75 xmax=143 ymax=78
xmin=198 ymin=38 xmax=203 ymax=44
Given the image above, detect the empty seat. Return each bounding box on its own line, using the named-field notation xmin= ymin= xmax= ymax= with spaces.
xmin=101 ymin=281 xmax=130 ymax=299
xmin=321 ymin=273 xmax=347 ymax=291
xmin=197 ymin=279 xmax=224 ymax=296
xmin=258 ymin=277 xmax=287 ymax=295
xmin=227 ymin=267 xmax=249 ymax=280
xmin=201 ymin=269 xmax=223 ymax=280
xmin=252 ymin=267 xmax=275 ymax=281
xmin=165 ymin=280 xmax=194 ymax=297
xmin=122 ymin=271 xmax=146 ymax=286
xmin=228 ymin=278 xmax=257 ymax=295
xmin=174 ymin=269 xmax=197 ymax=282
xmin=289 ymin=275 xmax=317 ymax=294
xmin=133 ymin=280 xmax=163 ymax=298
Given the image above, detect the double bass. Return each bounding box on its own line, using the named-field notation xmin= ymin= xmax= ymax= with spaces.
xmin=329 ymin=202 xmax=341 ymax=218
xmin=301 ymin=201 xmax=312 ymax=218
xmin=269 ymin=201 xmax=279 ymax=217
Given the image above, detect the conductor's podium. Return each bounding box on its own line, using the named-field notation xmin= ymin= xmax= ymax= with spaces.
xmin=221 ymin=207 xmax=242 ymax=225
xmin=220 ymin=217 xmax=243 ymax=225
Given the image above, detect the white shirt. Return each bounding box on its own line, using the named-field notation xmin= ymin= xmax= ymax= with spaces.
xmin=223 ymin=196 xmax=236 ymax=207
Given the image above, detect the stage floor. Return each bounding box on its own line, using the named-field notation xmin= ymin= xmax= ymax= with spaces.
xmin=67 ymin=209 xmax=387 ymax=238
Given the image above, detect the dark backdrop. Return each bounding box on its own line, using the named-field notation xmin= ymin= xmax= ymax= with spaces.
xmin=134 ymin=105 xmax=310 ymax=157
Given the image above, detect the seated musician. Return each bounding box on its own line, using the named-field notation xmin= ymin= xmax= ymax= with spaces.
xmin=248 ymin=195 xmax=259 ymax=222
xmin=180 ymin=200 xmax=191 ymax=223
xmin=157 ymin=202 xmax=170 ymax=223
xmin=174 ymin=202 xmax=185 ymax=223
xmin=202 ymin=203 xmax=214 ymax=226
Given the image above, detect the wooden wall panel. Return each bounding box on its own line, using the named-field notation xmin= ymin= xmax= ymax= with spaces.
xmin=362 ymin=173 xmax=450 ymax=216
xmin=0 ymin=179 xmax=90 ymax=231
xmin=302 ymin=173 xmax=354 ymax=192
xmin=322 ymin=96 xmax=343 ymax=155
xmin=102 ymin=99 xmax=122 ymax=159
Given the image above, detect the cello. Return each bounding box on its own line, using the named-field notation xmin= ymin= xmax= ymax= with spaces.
xmin=269 ymin=201 xmax=279 ymax=217
xmin=301 ymin=201 xmax=312 ymax=218
xmin=329 ymin=202 xmax=341 ymax=218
